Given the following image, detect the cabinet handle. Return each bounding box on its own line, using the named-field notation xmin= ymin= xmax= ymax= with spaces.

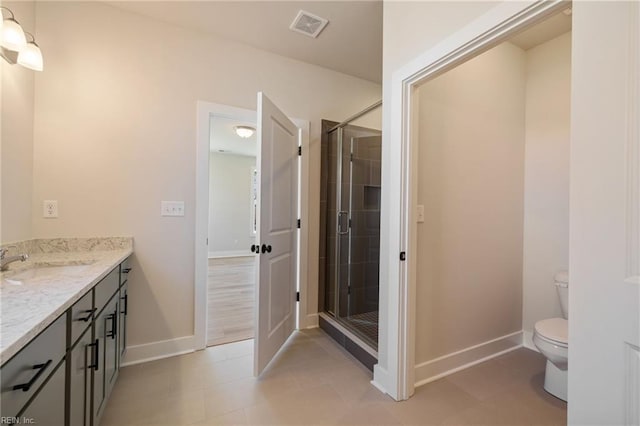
xmin=121 ymin=294 xmax=128 ymax=315
xmin=106 ymin=313 xmax=117 ymax=339
xmin=122 ymin=267 xmax=132 ymax=274
xmin=112 ymin=310 xmax=118 ymax=340
xmin=77 ymin=308 xmax=97 ymax=322
xmin=12 ymin=359 xmax=52 ymax=392
xmin=88 ymin=339 xmax=99 ymax=370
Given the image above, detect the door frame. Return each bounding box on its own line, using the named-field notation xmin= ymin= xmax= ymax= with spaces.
xmin=195 ymin=100 xmax=310 ymax=351
xmin=378 ymin=0 xmax=568 ymax=400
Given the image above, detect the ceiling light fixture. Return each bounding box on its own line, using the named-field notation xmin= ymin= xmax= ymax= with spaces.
xmin=235 ymin=126 xmax=256 ymax=139
xmin=0 ymin=6 xmax=43 ymax=71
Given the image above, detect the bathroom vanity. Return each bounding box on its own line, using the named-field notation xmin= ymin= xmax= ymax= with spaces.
xmin=0 ymin=238 xmax=133 ymax=426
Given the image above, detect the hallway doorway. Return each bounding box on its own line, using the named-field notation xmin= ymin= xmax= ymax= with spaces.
xmin=206 ymin=114 xmax=258 ymax=347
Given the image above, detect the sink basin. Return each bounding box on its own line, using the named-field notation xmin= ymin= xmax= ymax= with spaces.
xmin=3 ymin=263 xmax=95 ymax=285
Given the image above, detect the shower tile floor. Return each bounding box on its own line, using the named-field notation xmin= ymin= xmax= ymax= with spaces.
xmin=102 ymin=328 xmax=566 ymax=425
xmin=342 ymin=310 xmax=379 ymax=346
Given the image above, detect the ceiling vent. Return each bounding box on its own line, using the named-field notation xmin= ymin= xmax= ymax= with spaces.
xmin=289 ymin=10 xmax=329 ymax=39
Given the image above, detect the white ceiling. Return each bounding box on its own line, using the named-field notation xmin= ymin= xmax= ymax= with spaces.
xmin=509 ymin=10 xmax=572 ymax=51
xmin=107 ymin=1 xmax=383 ymax=83
xmin=210 ymin=116 xmax=257 ymax=157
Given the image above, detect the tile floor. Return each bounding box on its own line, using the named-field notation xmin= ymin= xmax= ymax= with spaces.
xmin=102 ymin=329 xmax=566 ymax=425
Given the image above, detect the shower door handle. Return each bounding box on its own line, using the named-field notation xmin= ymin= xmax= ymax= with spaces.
xmin=337 ymin=211 xmax=349 ymax=235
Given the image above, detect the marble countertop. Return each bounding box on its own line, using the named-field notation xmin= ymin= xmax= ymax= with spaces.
xmin=0 ymin=239 xmax=133 ymax=365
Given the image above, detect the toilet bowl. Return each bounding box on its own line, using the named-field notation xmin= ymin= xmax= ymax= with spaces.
xmin=533 ymin=271 xmax=569 ymax=402
xmin=533 ymin=318 xmax=568 ymax=401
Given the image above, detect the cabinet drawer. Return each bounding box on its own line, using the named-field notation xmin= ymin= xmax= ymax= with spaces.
xmin=120 ymin=256 xmax=132 ymax=286
xmin=17 ymin=360 xmax=66 ymax=425
xmin=95 ymin=268 xmax=119 ymax=315
xmin=69 ymin=290 xmax=94 ymax=346
xmin=0 ymin=315 xmax=66 ymax=418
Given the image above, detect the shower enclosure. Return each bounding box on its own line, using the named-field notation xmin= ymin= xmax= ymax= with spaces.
xmin=319 ymin=102 xmax=382 ymax=353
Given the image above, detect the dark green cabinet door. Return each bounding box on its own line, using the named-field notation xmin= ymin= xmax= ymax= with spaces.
xmin=68 ymin=327 xmax=93 ymax=426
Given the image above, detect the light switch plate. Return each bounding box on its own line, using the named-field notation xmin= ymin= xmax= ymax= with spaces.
xmin=417 ymin=204 xmax=425 ymax=223
xmin=161 ymin=201 xmax=185 ymax=217
xmin=43 ymin=200 xmax=58 ymax=218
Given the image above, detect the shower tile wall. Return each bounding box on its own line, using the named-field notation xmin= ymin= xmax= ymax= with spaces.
xmin=349 ymin=135 xmax=381 ymax=316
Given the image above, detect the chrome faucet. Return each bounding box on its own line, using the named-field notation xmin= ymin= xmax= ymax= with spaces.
xmin=0 ymin=247 xmax=29 ymax=272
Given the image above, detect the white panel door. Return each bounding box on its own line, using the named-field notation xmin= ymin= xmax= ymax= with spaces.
xmin=569 ymin=2 xmax=640 ymax=424
xmin=254 ymin=92 xmax=300 ymax=376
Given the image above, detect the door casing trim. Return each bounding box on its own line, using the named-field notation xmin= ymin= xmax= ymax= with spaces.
xmin=195 ymin=101 xmax=310 ymax=351
xmin=379 ymin=0 xmax=568 ymax=400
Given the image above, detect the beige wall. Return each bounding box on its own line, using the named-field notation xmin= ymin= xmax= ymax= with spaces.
xmin=382 ymin=1 xmax=497 ymax=81
xmin=522 ymin=32 xmax=571 ymax=338
xmin=415 ymin=42 xmax=526 ymax=363
xmin=30 ymin=2 xmax=381 ymax=346
xmin=379 ymin=0 xmax=500 ymax=375
xmin=208 ymin=152 xmax=256 ymax=256
xmin=1 ymin=1 xmax=35 ymax=244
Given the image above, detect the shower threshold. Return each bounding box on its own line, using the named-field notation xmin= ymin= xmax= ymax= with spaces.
xmin=319 ymin=312 xmax=378 ymax=371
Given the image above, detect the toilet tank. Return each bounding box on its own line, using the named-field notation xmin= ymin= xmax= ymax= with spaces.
xmin=554 ymin=271 xmax=569 ymax=319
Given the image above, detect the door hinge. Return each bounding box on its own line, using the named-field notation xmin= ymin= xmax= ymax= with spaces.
xmin=296 ymin=291 xmax=300 ymax=302
xmin=400 ymin=251 xmax=406 ymax=261
xmin=297 ymin=219 xmax=301 ymax=229
xmin=298 ymin=146 xmax=302 ymax=156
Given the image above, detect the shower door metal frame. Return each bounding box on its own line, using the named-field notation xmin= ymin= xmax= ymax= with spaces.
xmin=333 ymin=127 xmax=351 ymax=319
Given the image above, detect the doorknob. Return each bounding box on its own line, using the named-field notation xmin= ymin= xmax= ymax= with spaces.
xmin=250 ymin=244 xmax=258 ymax=253
xmin=261 ymin=244 xmax=272 ymax=254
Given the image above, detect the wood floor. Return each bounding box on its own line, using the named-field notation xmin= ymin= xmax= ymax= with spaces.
xmin=207 ymin=256 xmax=256 ymax=347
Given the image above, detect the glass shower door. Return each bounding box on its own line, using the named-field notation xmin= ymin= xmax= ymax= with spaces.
xmin=322 ymin=121 xmax=381 ymax=350
xmin=338 ymin=135 xmax=381 ymax=347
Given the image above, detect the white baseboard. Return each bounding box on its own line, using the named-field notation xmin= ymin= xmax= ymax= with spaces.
xmin=208 ymin=250 xmax=253 ymax=259
xmin=523 ymin=330 xmax=539 ymax=352
xmin=372 ymin=364 xmax=391 ymax=398
xmin=414 ymin=330 xmax=523 ymax=387
xmin=121 ymin=335 xmax=195 ymax=367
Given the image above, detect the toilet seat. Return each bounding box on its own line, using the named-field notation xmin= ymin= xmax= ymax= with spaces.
xmin=534 ymin=318 xmax=568 ymax=346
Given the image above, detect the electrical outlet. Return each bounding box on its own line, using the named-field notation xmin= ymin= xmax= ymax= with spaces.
xmin=161 ymin=201 xmax=185 ymax=217
xmin=43 ymin=200 xmax=58 ymax=218
xmin=417 ymin=204 xmax=425 ymax=223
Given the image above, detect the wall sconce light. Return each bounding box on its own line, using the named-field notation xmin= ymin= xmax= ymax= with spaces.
xmin=17 ymin=33 xmax=43 ymax=71
xmin=234 ymin=126 xmax=256 ymax=139
xmin=0 ymin=6 xmax=43 ymax=71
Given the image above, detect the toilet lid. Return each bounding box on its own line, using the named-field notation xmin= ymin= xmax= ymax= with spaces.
xmin=534 ymin=318 xmax=568 ymax=345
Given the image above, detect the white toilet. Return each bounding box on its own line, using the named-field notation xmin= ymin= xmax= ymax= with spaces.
xmin=533 ymin=271 xmax=569 ymax=402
